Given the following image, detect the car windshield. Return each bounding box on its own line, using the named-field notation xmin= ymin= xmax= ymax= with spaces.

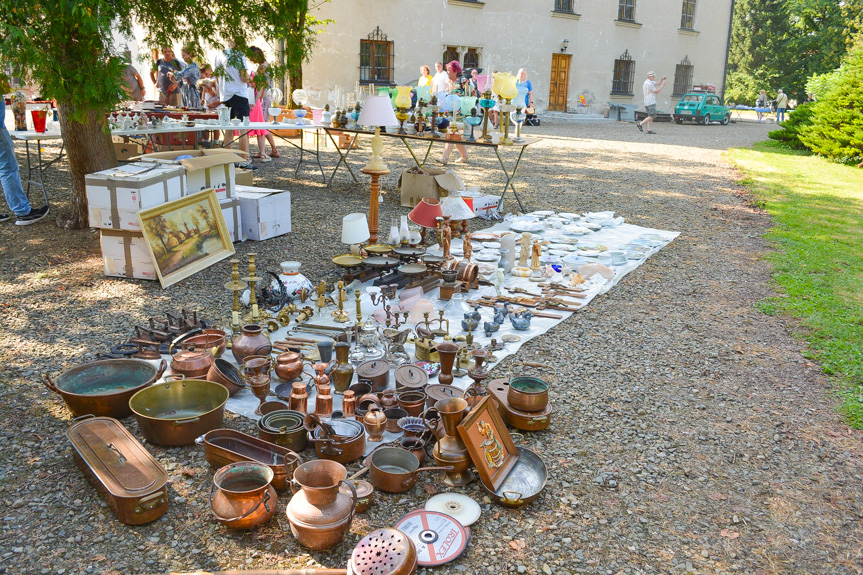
xmin=681 ymin=95 xmax=701 ymax=103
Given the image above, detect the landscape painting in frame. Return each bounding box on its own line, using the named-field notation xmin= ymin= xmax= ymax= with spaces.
xmin=138 ymin=189 xmax=234 ymax=288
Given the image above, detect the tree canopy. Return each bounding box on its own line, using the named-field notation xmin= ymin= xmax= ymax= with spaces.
xmin=726 ymin=0 xmax=863 ymax=104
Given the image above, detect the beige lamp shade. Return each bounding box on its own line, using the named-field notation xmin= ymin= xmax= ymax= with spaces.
xmin=341 ymin=212 xmax=371 ymax=244
xmin=357 ymin=95 xmax=398 ymax=127
xmin=440 ymin=196 xmax=476 ymax=221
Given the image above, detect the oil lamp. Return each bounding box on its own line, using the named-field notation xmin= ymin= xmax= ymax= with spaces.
xmin=492 ymin=72 xmax=518 ymax=145
xmin=393 ymin=86 xmax=412 ymax=134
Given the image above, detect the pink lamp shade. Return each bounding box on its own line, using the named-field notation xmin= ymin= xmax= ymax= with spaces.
xmin=408 ymin=197 xmax=443 ymax=229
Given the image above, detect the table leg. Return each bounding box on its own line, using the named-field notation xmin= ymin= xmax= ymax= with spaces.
xmin=22 ymin=140 xmax=53 ymax=207
xmin=494 ymin=145 xmax=528 ymax=214
xmin=399 ymin=137 xmax=423 ymax=169
xmin=324 ymin=129 xmax=359 ymax=188
xmin=421 ymin=141 xmax=434 ymax=165
xmin=294 ymin=129 xmax=305 ymax=176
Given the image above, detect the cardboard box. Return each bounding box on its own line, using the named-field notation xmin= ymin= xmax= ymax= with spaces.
xmin=303 ymin=129 xmax=357 ymax=150
xmin=235 ymin=168 xmax=254 ymax=186
xmin=235 ymin=185 xmax=292 ymax=241
xmin=99 ymin=229 xmax=157 ymax=280
xmin=113 ymin=141 xmax=144 ymax=161
xmin=131 ymin=148 xmax=246 ymax=201
xmin=462 ymin=194 xmax=501 ymax=218
xmin=398 ymin=167 xmax=464 ymax=207
xmin=86 ymin=163 xmax=186 ymax=231
xmin=220 ymin=197 xmax=244 ymax=243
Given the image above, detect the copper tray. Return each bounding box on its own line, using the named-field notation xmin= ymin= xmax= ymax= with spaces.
xmin=202 ymin=428 xmax=301 ymax=491
xmin=365 ymin=244 xmax=396 ymax=255
xmin=487 ymin=379 xmax=553 ymax=431
xmin=332 ymin=254 xmax=365 ymax=268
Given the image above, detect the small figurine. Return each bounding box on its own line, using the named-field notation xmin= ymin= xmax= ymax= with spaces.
xmin=441 ymin=219 xmax=452 ymax=260
xmin=530 ymin=240 xmax=542 ymax=271
xmin=463 ymin=231 xmax=473 ymax=261
xmin=493 ymin=268 xmax=505 ymax=296
xmin=542 ymin=264 xmax=556 ymax=278
xmin=519 ymin=232 xmax=531 ymax=267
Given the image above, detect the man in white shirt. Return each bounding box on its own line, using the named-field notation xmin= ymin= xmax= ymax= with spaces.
xmin=213 ymin=41 xmax=252 ymax=159
xmin=637 ymin=71 xmax=666 ymax=134
xmin=431 ymin=61 xmax=448 ymax=95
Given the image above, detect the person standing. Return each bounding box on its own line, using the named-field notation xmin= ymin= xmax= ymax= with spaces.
xmin=213 ymin=41 xmax=252 ymax=163
xmin=121 ymin=57 xmax=145 ymax=102
xmin=437 ymin=60 xmax=469 ymax=165
xmin=175 ymin=45 xmax=201 ymax=109
xmin=755 ymin=89 xmax=768 ymax=122
xmin=418 ymin=65 xmax=432 ymax=87
xmin=637 ymin=71 xmax=666 ymax=134
xmin=775 ymin=89 xmax=789 ymax=122
xmin=431 ymin=61 xmax=448 ymax=96
xmin=246 ymin=46 xmax=279 ymax=161
xmin=0 ymin=95 xmax=49 ymax=225
xmin=149 ymin=47 xmax=183 ymax=106
xmin=467 ymin=68 xmax=481 ymax=97
xmin=516 ymin=68 xmax=533 ymax=110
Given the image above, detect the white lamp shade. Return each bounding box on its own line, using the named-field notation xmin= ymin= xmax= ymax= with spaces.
xmin=341 ymin=212 xmax=370 ymax=244
xmin=440 ymin=196 xmax=476 ymax=220
xmin=357 ymin=95 xmax=398 ymax=127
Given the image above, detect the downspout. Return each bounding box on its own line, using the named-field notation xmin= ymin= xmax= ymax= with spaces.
xmin=721 ymin=0 xmax=736 ymax=100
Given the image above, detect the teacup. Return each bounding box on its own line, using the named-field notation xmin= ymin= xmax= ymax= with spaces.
xmin=231 ymin=118 xmax=241 ymax=126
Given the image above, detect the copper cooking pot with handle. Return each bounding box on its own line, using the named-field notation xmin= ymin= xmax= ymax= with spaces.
xmin=368 ymin=447 xmax=453 ymax=493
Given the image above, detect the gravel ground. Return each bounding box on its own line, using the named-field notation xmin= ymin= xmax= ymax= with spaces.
xmin=2 ymin=119 xmax=862 ymax=575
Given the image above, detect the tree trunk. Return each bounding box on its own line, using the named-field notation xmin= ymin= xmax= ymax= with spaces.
xmin=56 ymin=103 xmax=116 ymax=229
xmin=287 ymin=3 xmax=307 ymax=106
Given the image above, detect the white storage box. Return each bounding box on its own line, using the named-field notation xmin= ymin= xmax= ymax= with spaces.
xmin=100 ymin=230 xmax=157 ymax=280
xmin=131 ymin=149 xmax=247 ymax=201
xmin=235 ymin=185 xmax=292 ymax=241
xmin=459 ymin=194 xmax=501 ymax=219
xmin=86 ymin=163 xmax=186 ymax=231
xmin=220 ymin=197 xmax=244 ymax=243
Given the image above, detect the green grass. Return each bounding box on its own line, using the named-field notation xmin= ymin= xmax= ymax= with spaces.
xmin=729 ymin=141 xmax=863 ymax=426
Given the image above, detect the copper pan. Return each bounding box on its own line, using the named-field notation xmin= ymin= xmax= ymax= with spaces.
xmin=368 ymin=447 xmax=452 ymax=493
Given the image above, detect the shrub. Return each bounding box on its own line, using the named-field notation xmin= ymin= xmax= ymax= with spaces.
xmin=768 ymin=102 xmax=816 ymax=150
xmin=798 ymin=42 xmax=863 ymax=165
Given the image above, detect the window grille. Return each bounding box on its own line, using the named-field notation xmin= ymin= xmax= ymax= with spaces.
xmin=359 ymin=26 xmax=394 ymax=85
xmin=611 ymin=49 xmax=635 ymax=95
xmin=673 ymin=56 xmax=693 ymax=96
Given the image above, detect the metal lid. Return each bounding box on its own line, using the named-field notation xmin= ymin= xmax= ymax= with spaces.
xmin=394 ymin=364 xmax=428 ymax=389
xmin=350 ymin=528 xmax=417 ymax=575
xmin=357 ymin=360 xmax=389 ymax=379
xmin=425 ymin=384 xmax=464 ymax=403
xmin=394 ymin=510 xmax=469 ymax=566
xmin=66 ymin=416 xmax=167 ymax=497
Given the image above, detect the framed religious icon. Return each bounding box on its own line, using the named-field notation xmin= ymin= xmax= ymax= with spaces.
xmin=138 ymin=189 xmax=234 ymax=288
xmin=457 ymin=396 xmax=519 ymax=491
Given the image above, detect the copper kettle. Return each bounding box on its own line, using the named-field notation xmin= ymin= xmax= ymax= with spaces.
xmin=170 ymin=346 xmax=214 ymax=379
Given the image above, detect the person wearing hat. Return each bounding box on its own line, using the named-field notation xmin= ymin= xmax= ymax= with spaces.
xmin=637 ymin=70 xmax=666 ymax=134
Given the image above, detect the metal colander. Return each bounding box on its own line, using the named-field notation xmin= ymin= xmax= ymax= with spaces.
xmin=349 ymin=528 xmax=417 ymax=575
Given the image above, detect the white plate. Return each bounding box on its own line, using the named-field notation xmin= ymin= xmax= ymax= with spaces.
xmin=528 ymin=210 xmax=555 ymax=217
xmin=474 ymin=253 xmax=498 ymax=262
xmin=509 ymin=222 xmax=545 ymax=233
xmin=483 ymin=241 xmax=501 ymax=249
xmin=559 ymin=212 xmax=581 ymax=219
xmin=582 ymin=222 xmax=602 ymax=231
xmin=562 ymin=225 xmax=591 ymax=236
xmin=548 ymin=249 xmax=569 ymax=257
xmin=580 ymin=250 xmax=602 ymax=257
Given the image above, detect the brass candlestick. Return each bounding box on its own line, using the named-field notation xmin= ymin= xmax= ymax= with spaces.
xmin=500 ymin=98 xmax=514 ymax=145
xmin=224 ymin=259 xmax=248 ymax=331
xmin=355 ymin=289 xmax=363 ymax=324
xmin=332 ymin=281 xmax=350 ymax=323
xmin=315 ymin=281 xmax=333 ymax=315
xmin=241 ymin=253 xmax=264 ymax=323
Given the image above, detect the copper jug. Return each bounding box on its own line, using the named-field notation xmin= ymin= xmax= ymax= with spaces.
xmin=330 ymin=343 xmax=354 ymax=394
xmin=363 ymin=406 xmax=386 ymax=442
xmin=275 ymin=351 xmax=304 ymax=381
xmin=304 ymin=361 xmax=333 ymax=393
xmin=210 ymin=461 xmax=277 ymax=529
xmin=232 ymin=324 xmax=272 ymax=364
xmin=423 ymin=397 xmax=474 ymax=487
xmin=342 ymin=390 xmax=356 ymax=417
xmin=286 ymin=460 xmax=357 ymax=550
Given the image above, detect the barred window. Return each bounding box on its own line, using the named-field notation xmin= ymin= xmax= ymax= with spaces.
xmin=359 ymin=27 xmax=394 ymax=85
xmin=673 ymin=56 xmax=693 ymax=96
xmin=680 ymin=0 xmax=696 ymax=30
xmin=618 ymin=0 xmax=635 ymax=21
xmin=463 ymin=49 xmax=480 ymax=71
xmin=443 ymin=46 xmax=460 ymax=66
xmin=611 ymin=50 xmax=635 ymax=95
xmin=554 ymin=0 xmax=574 ymax=12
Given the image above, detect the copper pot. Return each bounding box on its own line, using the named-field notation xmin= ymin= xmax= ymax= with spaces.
xmin=368 ymin=447 xmax=452 ymax=493
xmin=309 ymin=418 xmax=366 ymax=464
xmin=399 ymin=437 xmax=427 ymax=464
xmin=275 ymin=351 xmax=304 ymax=381
xmin=231 ymin=324 xmax=272 ymax=364
xmin=260 ymin=400 xmax=289 ymax=415
xmin=507 ymin=376 xmax=550 ymax=412
xmin=206 ymin=358 xmax=245 ymax=396
xmin=394 ymin=364 xmax=428 ymax=391
xmin=384 ymin=407 xmax=408 ymax=433
xmin=379 ymin=389 xmax=398 ymax=409
xmin=342 ymin=479 xmax=374 ymax=513
xmin=210 ymin=461 xmax=277 ymax=529
xmin=356 ymin=360 xmax=389 ymax=392
xmin=183 ymin=331 xmax=226 ymax=358
xmin=258 ymin=409 xmax=308 ymax=452
xmin=397 ymin=390 xmax=427 ymax=416
xmin=287 ymin=460 xmax=357 ymax=550
xmin=42 ymin=359 xmax=167 ymax=418
xmin=170 ymin=347 xmax=214 ymax=379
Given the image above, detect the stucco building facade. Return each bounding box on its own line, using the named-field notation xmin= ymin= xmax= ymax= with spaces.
xmin=302 ymin=0 xmax=735 ymax=113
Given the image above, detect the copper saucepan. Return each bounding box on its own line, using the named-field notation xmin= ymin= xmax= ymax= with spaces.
xmin=368 ymin=447 xmax=452 ymax=493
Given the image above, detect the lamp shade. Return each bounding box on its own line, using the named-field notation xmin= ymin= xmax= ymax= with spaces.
xmin=415 ymin=85 xmax=432 ymax=103
xmin=408 ymin=197 xmax=443 ymax=229
xmin=357 ymin=95 xmax=398 ymax=127
xmin=444 ymin=94 xmax=460 ymax=114
xmin=341 ymin=212 xmax=370 ymax=244
xmin=459 ymin=96 xmax=478 ymax=117
xmin=492 ymin=72 xmax=518 ymax=100
xmin=440 ymin=196 xmax=476 ymax=221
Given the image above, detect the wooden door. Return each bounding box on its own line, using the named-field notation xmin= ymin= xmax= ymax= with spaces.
xmin=548 ymin=54 xmax=571 ymax=112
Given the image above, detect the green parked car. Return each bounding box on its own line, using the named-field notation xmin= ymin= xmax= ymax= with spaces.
xmin=673 ymin=92 xmax=731 ymax=125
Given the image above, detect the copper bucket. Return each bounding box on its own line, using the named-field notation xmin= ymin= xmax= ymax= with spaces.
xmin=210 ymin=461 xmax=277 ymax=529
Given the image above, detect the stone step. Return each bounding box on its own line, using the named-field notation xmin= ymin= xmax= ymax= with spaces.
xmin=537 ymin=111 xmax=617 ymax=124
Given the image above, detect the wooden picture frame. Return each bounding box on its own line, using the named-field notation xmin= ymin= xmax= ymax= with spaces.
xmin=138 ymin=189 xmax=234 ymax=288
xmin=457 ymin=396 xmax=519 ymax=491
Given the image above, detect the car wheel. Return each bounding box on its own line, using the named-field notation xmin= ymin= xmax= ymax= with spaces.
xmin=702 ymin=114 xmax=711 ymax=126
xmin=721 ymin=113 xmax=730 ymax=125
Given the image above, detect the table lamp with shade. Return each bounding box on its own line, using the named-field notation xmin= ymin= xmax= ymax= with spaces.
xmin=356 ymin=95 xmax=398 ymax=244
xmin=440 ymin=195 xmax=476 ymax=237
xmin=492 ymin=72 xmax=518 ymax=145
xmin=341 ymin=212 xmax=370 ymax=255
xmin=408 ymin=196 xmax=443 ymax=244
